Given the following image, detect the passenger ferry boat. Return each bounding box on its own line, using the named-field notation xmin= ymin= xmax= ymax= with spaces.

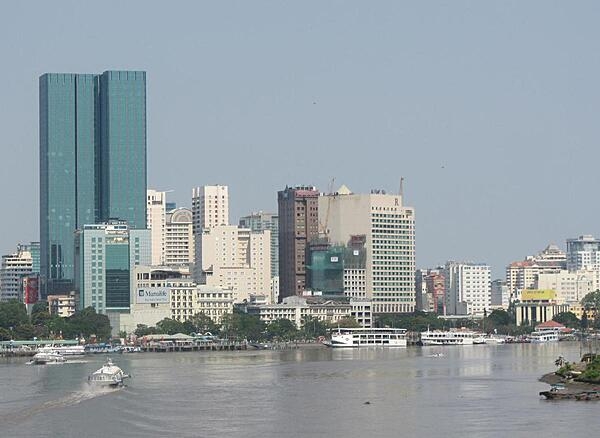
xmin=420 ymin=330 xmax=480 ymax=346
xmin=324 ymin=328 xmax=407 ymax=348
xmin=88 ymin=358 xmax=130 ymax=387
xmin=30 ymin=351 xmax=66 ymax=365
xmin=37 ymin=344 xmax=85 ymax=356
xmin=528 ymin=330 xmax=559 ymax=343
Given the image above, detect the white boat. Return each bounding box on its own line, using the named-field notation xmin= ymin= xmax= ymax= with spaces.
xmin=420 ymin=330 xmax=479 ymax=346
xmin=325 ymin=328 xmax=407 ymax=348
xmin=88 ymin=358 xmax=130 ymax=387
xmin=529 ymin=330 xmax=559 ymax=343
xmin=31 ymin=351 xmax=66 ymax=365
xmin=484 ymin=335 xmax=506 ymax=344
xmin=37 ymin=344 xmax=85 ymax=356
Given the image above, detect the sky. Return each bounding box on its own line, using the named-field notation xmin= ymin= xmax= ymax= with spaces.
xmin=1 ymin=1 xmax=599 ymax=277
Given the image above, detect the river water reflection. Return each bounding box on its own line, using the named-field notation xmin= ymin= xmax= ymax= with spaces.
xmin=1 ymin=343 xmax=598 ymax=437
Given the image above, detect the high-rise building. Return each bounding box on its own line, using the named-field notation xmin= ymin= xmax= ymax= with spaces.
xmin=198 ymin=225 xmax=271 ymax=303
xmin=165 ymin=207 xmax=194 ymax=267
xmin=319 ymin=185 xmax=416 ymax=314
xmin=506 ymin=244 xmax=567 ymax=299
xmin=192 ymin=185 xmax=229 ymax=281
xmin=147 ymin=189 xmax=166 ymax=265
xmin=277 ymin=186 xmax=319 ymax=301
xmin=415 ymin=268 xmax=445 ymax=313
xmin=566 ymin=235 xmax=600 ymax=271
xmin=0 ymin=245 xmax=33 ymax=301
xmin=74 ymin=221 xmax=151 ymax=314
xmin=444 ymin=261 xmax=491 ymax=316
xmin=490 ymin=279 xmax=509 ymax=309
xmin=239 ymin=212 xmax=279 ymax=278
xmin=39 ymin=71 xmax=147 ymax=296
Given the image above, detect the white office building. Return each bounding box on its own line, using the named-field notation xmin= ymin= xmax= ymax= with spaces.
xmin=147 ymin=189 xmax=166 ymax=266
xmin=199 ymin=225 xmax=271 ymax=303
xmin=445 ymin=261 xmax=491 ymax=316
xmin=566 ymin=235 xmax=600 ymax=271
xmin=192 ymin=185 xmax=229 ymax=281
xmin=165 ymin=207 xmax=194 ymax=267
xmin=319 ymin=185 xmax=415 ymax=314
xmin=0 ymin=245 xmax=33 ymax=301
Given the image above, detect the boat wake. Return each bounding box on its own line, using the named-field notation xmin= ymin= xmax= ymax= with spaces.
xmin=0 ymin=383 xmax=122 ymax=426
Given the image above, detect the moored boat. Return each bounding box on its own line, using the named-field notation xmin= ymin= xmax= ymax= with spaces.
xmin=420 ymin=330 xmax=479 ymax=346
xmin=325 ymin=328 xmax=407 ymax=348
xmin=88 ymin=358 xmax=130 ymax=387
xmin=37 ymin=344 xmax=85 ymax=356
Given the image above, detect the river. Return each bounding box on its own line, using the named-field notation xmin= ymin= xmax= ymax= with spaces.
xmin=1 ymin=343 xmax=598 ymax=437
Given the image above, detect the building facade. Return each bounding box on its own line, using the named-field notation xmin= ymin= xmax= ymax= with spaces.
xmin=40 ymin=71 xmax=147 ymax=296
xmin=566 ymin=235 xmax=600 ymax=271
xmin=319 ymin=186 xmax=416 ymax=314
xmin=198 ymin=225 xmax=271 ymax=303
xmin=277 ymin=186 xmax=320 ymax=301
xmin=147 ymin=190 xmax=166 ymax=265
xmin=75 ymin=222 xmax=151 ymax=314
xmin=239 ymin=212 xmax=279 ymax=279
xmin=165 ymin=207 xmax=194 ymax=267
xmin=445 ymin=261 xmax=491 ymax=316
xmin=192 ymin=185 xmax=229 ymax=281
xmin=0 ymin=245 xmax=33 ymax=301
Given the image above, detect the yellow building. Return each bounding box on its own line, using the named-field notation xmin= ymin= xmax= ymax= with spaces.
xmin=515 ymin=289 xmax=570 ymax=326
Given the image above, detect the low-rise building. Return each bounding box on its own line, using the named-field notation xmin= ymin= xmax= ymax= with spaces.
xmin=244 ymin=296 xmax=357 ymax=328
xmin=47 ymin=294 xmax=76 ymax=318
xmin=515 ymin=289 xmax=570 ymax=326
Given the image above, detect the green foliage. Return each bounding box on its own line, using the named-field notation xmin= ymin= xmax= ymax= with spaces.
xmin=577 ymin=357 xmax=600 ymax=383
xmin=333 ymin=317 xmax=361 ymax=329
xmin=187 ymin=312 xmax=220 ymax=335
xmin=265 ymin=318 xmax=298 ymax=341
xmin=220 ymin=312 xmax=266 ymax=341
xmin=553 ymin=312 xmax=580 ymax=328
xmin=0 ymin=300 xmax=28 ymax=330
xmin=301 ymin=316 xmax=328 ymax=338
xmin=487 ymin=309 xmax=513 ymax=326
xmin=134 ymin=324 xmax=158 ymax=337
xmin=155 ymin=318 xmax=187 ymax=335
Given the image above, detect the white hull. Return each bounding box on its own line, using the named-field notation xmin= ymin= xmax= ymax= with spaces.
xmin=327 ymin=328 xmax=408 ymax=348
xmin=421 ymin=331 xmax=478 ymax=346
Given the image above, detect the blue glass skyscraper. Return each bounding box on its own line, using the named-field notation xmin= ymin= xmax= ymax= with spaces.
xmin=39 ymin=71 xmax=147 ymax=296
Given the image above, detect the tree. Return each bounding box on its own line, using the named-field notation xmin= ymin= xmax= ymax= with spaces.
xmin=266 ymin=319 xmax=298 ymax=341
xmin=155 ymin=318 xmax=186 ymax=335
xmin=487 ymin=309 xmax=512 ymax=327
xmin=332 ymin=317 xmax=361 ymax=329
xmin=553 ymin=312 xmax=580 ymax=328
xmin=0 ymin=300 xmax=28 ymax=330
xmin=301 ymin=316 xmax=328 ymax=339
xmin=188 ymin=312 xmax=220 ymax=335
xmin=134 ymin=324 xmax=158 ymax=337
xmin=66 ymin=307 xmax=111 ymax=340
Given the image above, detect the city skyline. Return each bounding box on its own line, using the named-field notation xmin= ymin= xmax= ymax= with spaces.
xmin=2 ymin=2 xmax=600 ymax=277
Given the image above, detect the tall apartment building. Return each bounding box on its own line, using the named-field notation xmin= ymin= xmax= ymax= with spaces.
xmin=490 ymin=279 xmax=510 ymax=309
xmin=445 ymin=262 xmax=491 ymax=316
xmin=0 ymin=245 xmax=33 ymax=301
xmin=566 ymin=235 xmax=600 ymax=271
xmin=239 ymin=212 xmax=279 ymax=278
xmin=506 ymin=244 xmax=566 ymax=299
xmin=74 ymin=221 xmax=151 ymax=314
xmin=319 ymin=185 xmax=416 ymax=314
xmin=198 ymin=225 xmax=271 ymax=303
xmin=277 ymin=186 xmax=319 ymax=301
xmin=192 ymin=185 xmax=229 ymax=281
xmin=40 ymin=71 xmax=147 ymax=296
xmin=147 ymin=190 xmax=166 ymax=265
xmin=165 ymin=207 xmax=194 ymax=267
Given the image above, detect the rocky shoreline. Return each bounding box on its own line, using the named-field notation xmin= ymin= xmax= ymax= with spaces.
xmin=539 ymin=372 xmax=600 ymax=400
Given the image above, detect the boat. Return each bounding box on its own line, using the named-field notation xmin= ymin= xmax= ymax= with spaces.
xmin=420 ymin=330 xmax=479 ymax=346
xmin=37 ymin=344 xmax=85 ymax=356
xmin=324 ymin=328 xmax=407 ymax=348
xmin=529 ymin=330 xmax=559 ymax=343
xmin=31 ymin=351 xmax=66 ymax=365
xmin=87 ymin=358 xmax=130 ymax=387
xmin=484 ymin=335 xmax=506 ymax=344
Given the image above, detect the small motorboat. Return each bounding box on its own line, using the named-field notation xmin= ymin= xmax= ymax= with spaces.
xmin=31 ymin=351 xmax=66 ymax=365
xmin=87 ymin=358 xmax=130 ymax=387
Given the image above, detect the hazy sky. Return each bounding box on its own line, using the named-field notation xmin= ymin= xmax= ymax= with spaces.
xmin=1 ymin=1 xmax=599 ymax=277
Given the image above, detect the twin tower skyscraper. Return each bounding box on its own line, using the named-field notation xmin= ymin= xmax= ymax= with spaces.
xmin=39 ymin=71 xmax=147 ymax=296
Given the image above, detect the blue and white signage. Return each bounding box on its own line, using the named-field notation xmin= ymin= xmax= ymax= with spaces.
xmin=136 ymin=288 xmax=169 ymax=304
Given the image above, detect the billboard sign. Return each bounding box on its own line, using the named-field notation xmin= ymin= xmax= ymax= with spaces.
xmin=136 ymin=287 xmax=169 ymax=304
xmin=23 ymin=276 xmax=39 ymax=305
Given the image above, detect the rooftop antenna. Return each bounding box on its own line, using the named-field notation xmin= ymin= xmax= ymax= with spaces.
xmin=399 ymin=177 xmax=404 ymax=197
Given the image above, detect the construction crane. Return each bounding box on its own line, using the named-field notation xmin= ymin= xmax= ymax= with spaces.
xmin=318 ymin=177 xmax=335 ymax=239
